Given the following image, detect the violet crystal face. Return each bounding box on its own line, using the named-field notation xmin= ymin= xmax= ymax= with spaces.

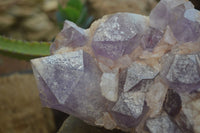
xmin=31 ymin=0 xmax=200 ymax=132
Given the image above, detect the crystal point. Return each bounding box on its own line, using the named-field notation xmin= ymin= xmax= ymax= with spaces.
xmin=31 ymin=0 xmax=200 ymax=132
xmin=146 ymin=114 xmax=182 ymax=133
xmin=32 ymin=50 xmax=84 ymax=104
xmin=161 ymin=54 xmax=200 ymax=92
xmin=50 ymin=20 xmax=87 ymax=53
xmin=92 ymin=13 xmax=148 ymax=60
xmin=124 ymin=62 xmax=159 ymax=92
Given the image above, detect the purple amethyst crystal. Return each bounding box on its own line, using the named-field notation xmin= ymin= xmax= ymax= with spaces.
xmin=150 ymin=0 xmax=200 ymax=43
xmin=141 ymin=27 xmax=164 ymax=51
xmin=50 ymin=20 xmax=87 ymax=54
xmin=146 ymin=114 xmax=182 ymax=133
xmin=149 ymin=0 xmax=169 ymax=30
xmin=32 ymin=50 xmax=106 ymax=121
xmin=91 ymin=13 xmax=148 ymax=60
xmin=123 ymin=62 xmax=159 ymax=92
xmin=160 ymin=53 xmax=200 ymax=92
xmin=31 ymin=0 xmax=200 ymax=132
xmin=169 ymin=4 xmax=200 ymax=42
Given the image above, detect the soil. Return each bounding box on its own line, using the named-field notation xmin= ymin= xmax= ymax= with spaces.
xmin=0 ymin=73 xmax=56 ymax=133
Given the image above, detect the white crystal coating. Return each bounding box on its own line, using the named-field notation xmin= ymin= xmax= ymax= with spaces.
xmin=124 ymin=62 xmax=159 ymax=92
xmin=100 ymin=72 xmax=119 ymax=102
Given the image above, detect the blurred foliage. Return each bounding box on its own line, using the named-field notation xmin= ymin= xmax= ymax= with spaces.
xmin=0 ymin=0 xmax=93 ymax=60
xmin=56 ymin=0 xmax=94 ymax=29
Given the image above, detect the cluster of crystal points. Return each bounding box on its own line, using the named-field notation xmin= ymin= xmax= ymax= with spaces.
xmin=31 ymin=0 xmax=200 ymax=132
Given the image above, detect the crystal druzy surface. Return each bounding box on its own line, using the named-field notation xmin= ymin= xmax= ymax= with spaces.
xmin=31 ymin=0 xmax=200 ymax=132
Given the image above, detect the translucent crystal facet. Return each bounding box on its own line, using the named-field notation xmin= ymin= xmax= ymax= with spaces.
xmin=150 ymin=0 xmax=200 ymax=43
xmin=50 ymin=20 xmax=87 ymax=53
xmin=141 ymin=27 xmax=164 ymax=51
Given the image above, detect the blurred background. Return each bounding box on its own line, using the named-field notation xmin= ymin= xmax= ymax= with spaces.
xmin=0 ymin=0 xmax=199 ymax=133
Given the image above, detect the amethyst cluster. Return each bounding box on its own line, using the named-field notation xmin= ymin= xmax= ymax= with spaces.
xmin=31 ymin=0 xmax=200 ymax=132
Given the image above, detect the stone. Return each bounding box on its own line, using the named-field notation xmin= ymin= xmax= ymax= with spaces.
xmin=31 ymin=0 xmax=200 ymax=132
xmin=87 ymin=0 xmax=157 ymax=18
xmin=22 ymin=13 xmax=58 ymax=41
xmin=8 ymin=6 xmax=37 ymax=17
xmin=43 ymin=0 xmax=58 ymax=12
xmin=23 ymin=13 xmax=54 ymax=31
xmin=0 ymin=14 xmax=15 ymax=30
xmin=0 ymin=0 xmax=60 ymax=41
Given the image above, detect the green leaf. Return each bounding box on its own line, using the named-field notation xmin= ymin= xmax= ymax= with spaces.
xmin=67 ymin=0 xmax=83 ymax=11
xmin=83 ymin=16 xmax=94 ymax=28
xmin=56 ymin=5 xmax=68 ymax=28
xmin=0 ymin=36 xmax=50 ymax=59
xmin=64 ymin=6 xmax=81 ymax=22
xmin=76 ymin=6 xmax=88 ymax=26
xmin=58 ymin=116 xmax=125 ymax=133
xmin=56 ymin=0 xmax=93 ymax=29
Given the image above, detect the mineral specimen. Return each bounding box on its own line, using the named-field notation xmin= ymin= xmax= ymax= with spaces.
xmin=31 ymin=0 xmax=200 ymax=132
